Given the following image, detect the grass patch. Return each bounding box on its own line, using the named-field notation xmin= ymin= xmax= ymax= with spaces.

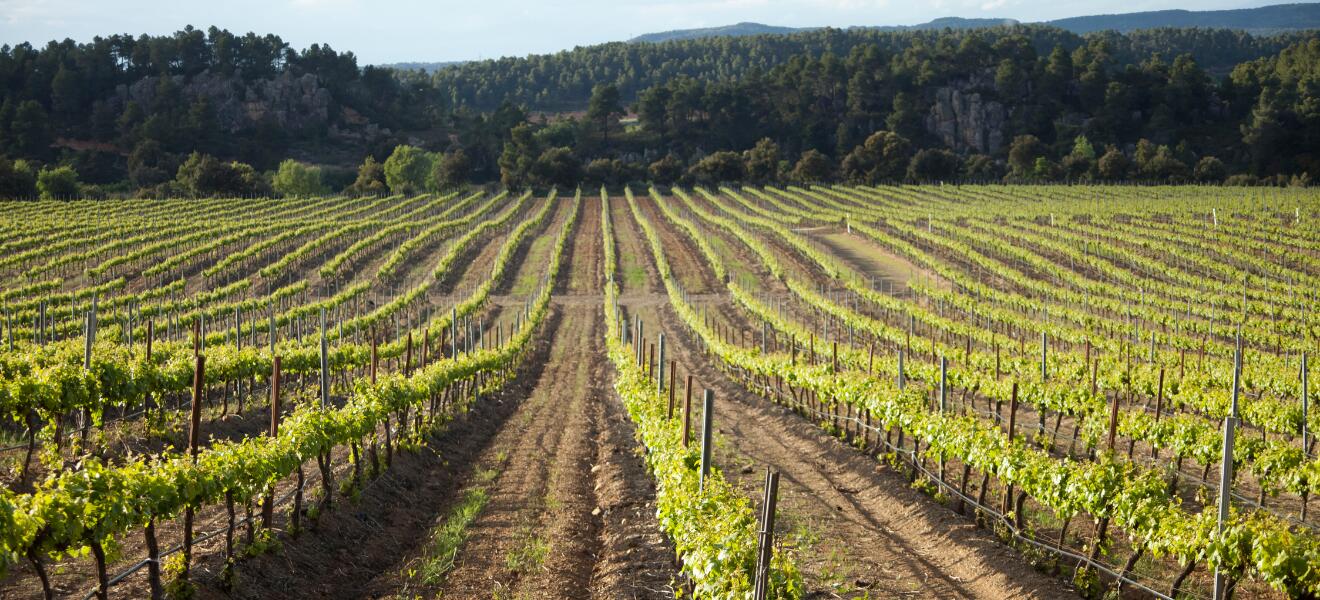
xmin=622 ymin=264 xmax=646 ymax=291
xmin=510 ymin=234 xmax=555 ymax=296
xmin=505 ymin=523 xmax=549 ymax=574
xmin=811 ymin=231 xmax=945 ymax=292
xmin=414 ymin=483 xmax=493 ymax=586
xmin=610 ymin=203 xmax=650 ymax=292
xmin=785 ymin=514 xmax=822 ymax=549
xmin=708 ymin=234 xmax=759 ymax=291
xmin=616 ymin=236 xmax=648 ymax=291
xmin=475 ymin=466 xmax=499 ymax=484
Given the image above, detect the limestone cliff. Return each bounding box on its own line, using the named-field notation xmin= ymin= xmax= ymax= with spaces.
xmin=924 ymin=82 xmax=1007 ymax=155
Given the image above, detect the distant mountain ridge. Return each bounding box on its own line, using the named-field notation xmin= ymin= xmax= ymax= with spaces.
xmin=630 ymin=22 xmax=807 ymax=43
xmin=381 ymin=3 xmax=1319 ymax=72
xmin=627 ymin=3 xmax=1320 ymax=43
xmin=1047 ymin=3 xmax=1320 ymax=34
xmin=378 ymin=60 xmax=466 ymax=74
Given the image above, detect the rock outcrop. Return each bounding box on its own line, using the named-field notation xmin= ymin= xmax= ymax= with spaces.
xmin=114 ymin=70 xmax=337 ymax=134
xmin=925 ymin=82 xmax=1006 ymax=155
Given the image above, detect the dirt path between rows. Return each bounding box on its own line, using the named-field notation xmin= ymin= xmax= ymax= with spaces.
xmin=197 ymin=308 xmax=561 ymax=600
xmin=436 ymin=305 xmax=604 ymax=597
xmin=433 ymin=198 xmax=674 ymax=599
xmin=432 ymin=305 xmax=669 ymax=599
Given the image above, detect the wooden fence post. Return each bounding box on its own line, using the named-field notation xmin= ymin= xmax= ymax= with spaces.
xmin=938 ymin=356 xmax=948 ymax=413
xmin=683 ymin=375 xmax=693 ymax=447
xmin=897 ymin=351 xmax=906 ymax=390
xmin=1213 ymin=333 xmax=1244 ymax=600
xmin=1153 ymin=368 xmax=1165 ymax=459
xmin=753 ymin=468 xmax=781 ymax=600
xmin=1040 ymin=331 xmax=1048 ymax=382
xmin=1211 ymin=416 xmax=1238 ymax=600
xmin=182 ymin=353 xmax=205 ymax=580
xmin=667 ymin=361 xmax=677 ymax=418
xmin=699 ymin=389 xmax=714 ymax=492
xmin=658 ymin=334 xmax=667 ymax=394
xmin=1303 ymin=352 xmax=1310 ymax=454
xmin=261 ymin=356 xmax=282 ymax=529
xmin=319 ymin=308 xmax=329 ymax=407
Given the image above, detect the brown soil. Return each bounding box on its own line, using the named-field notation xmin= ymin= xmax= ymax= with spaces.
xmin=635 ymin=198 xmax=722 ymax=295
xmin=432 ymin=198 xmax=674 ymax=599
xmin=433 ymin=307 xmax=599 ymax=598
xmin=564 ymin=195 xmax=604 ymax=295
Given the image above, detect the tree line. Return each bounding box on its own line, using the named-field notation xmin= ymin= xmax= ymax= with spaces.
xmin=0 ymin=24 xmax=1317 ymax=198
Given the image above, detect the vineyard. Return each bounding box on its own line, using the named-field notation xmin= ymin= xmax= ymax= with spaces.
xmin=0 ymin=185 xmax=1316 ymax=599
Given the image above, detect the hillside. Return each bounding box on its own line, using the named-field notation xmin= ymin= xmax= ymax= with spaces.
xmin=2 ymin=21 xmax=1319 ymax=196
xmin=1049 ymin=3 xmax=1320 ymax=33
xmin=630 ymin=22 xmax=806 ymax=43
xmin=378 ymin=60 xmax=466 ymax=73
xmin=626 ymin=3 xmax=1320 ymax=44
xmin=630 ymin=17 xmax=1020 ymax=43
xmin=431 ymin=26 xmax=1308 ymax=111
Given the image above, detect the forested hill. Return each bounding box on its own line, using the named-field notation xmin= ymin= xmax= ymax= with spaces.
xmin=1049 ymin=3 xmax=1320 ymax=34
xmin=628 ymin=3 xmax=1320 ymax=44
xmin=631 ymin=22 xmax=805 ymax=44
xmin=2 ymin=22 xmax=1320 ymax=198
xmin=377 ymin=60 xmax=465 ymax=74
xmin=0 ymin=26 xmax=446 ymax=185
xmin=631 ymin=18 xmax=1023 ymax=43
xmin=430 ymin=26 xmax=1308 ymax=111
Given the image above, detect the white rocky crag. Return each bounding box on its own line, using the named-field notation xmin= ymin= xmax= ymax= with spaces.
xmin=925 ymin=82 xmax=1007 ymax=155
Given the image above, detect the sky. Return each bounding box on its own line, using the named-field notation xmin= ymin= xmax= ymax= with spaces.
xmin=0 ymin=0 xmax=1299 ymax=64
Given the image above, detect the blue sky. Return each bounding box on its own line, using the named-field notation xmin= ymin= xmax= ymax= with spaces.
xmin=0 ymin=0 xmax=1296 ymax=64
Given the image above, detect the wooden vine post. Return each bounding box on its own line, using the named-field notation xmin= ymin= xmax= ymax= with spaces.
xmin=1303 ymin=352 xmax=1310 ymax=519
xmin=182 ymin=353 xmax=205 ymax=580
xmin=1106 ymin=392 xmax=1120 ymax=452
xmin=667 ymin=360 xmax=677 ymax=418
xmin=80 ymin=308 xmax=96 ymax=442
xmin=657 ymin=334 xmax=667 ymax=394
xmin=753 ymin=468 xmax=781 ymax=600
xmin=1003 ymin=382 xmax=1018 ymax=517
xmin=635 ymin=317 xmax=644 ymax=366
xmin=1152 ymin=368 xmax=1165 ymax=459
xmin=938 ymin=355 xmax=948 ymax=485
xmin=144 ymin=320 xmax=155 ymax=420
xmin=699 ymin=389 xmax=714 ymax=491
xmin=262 ymin=356 xmax=282 ymax=529
xmin=1303 ymin=352 xmax=1310 ymax=455
xmin=1212 ymin=334 xmax=1244 ymax=600
xmin=319 ymin=308 xmax=330 ymax=407
xmin=144 ymin=514 xmax=162 ymax=600
xmin=682 ymin=375 xmax=693 ymax=446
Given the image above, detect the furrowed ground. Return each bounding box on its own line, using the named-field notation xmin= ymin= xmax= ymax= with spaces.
xmin=1 ymin=184 xmax=1317 ymax=600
